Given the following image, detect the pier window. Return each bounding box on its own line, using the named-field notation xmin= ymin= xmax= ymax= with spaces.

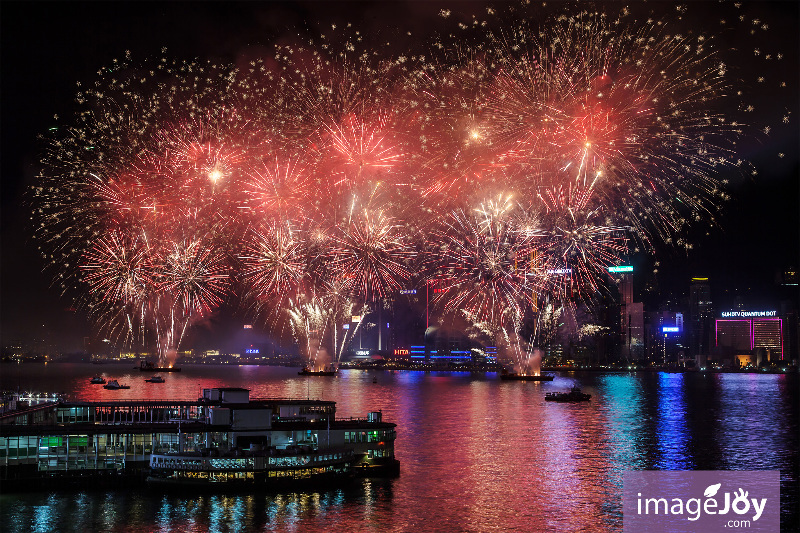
xmin=39 ymin=436 xmax=63 ymax=451
xmin=183 ymin=432 xmax=204 ymax=452
xmin=56 ymin=406 xmax=93 ymax=423
xmin=68 ymin=435 xmax=90 ymax=453
xmin=367 ymin=449 xmax=390 ymax=459
xmin=206 ymin=432 xmax=228 ymax=450
xmin=268 ymin=456 xmax=311 ymax=467
xmin=128 ymin=434 xmax=149 ymax=455
xmin=299 ymin=405 xmax=334 ymax=421
xmin=155 ymin=433 xmax=180 ymax=453
xmin=298 ymin=429 xmax=317 ymax=446
xmin=96 ymin=434 xmax=108 ymax=453
xmin=345 ymin=430 xmax=392 ymax=443
xmin=3 ymin=436 xmax=38 ymax=459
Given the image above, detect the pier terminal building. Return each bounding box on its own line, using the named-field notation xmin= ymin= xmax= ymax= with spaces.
xmin=0 ymin=388 xmax=398 ymax=488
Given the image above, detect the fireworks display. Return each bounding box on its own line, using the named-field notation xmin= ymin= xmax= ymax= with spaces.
xmin=30 ymin=3 xmax=791 ymax=368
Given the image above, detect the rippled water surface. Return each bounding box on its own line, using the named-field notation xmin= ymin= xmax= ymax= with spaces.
xmin=1 ymin=364 xmax=798 ymax=532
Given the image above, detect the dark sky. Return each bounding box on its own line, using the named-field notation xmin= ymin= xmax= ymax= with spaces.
xmin=1 ymin=1 xmax=798 ymax=352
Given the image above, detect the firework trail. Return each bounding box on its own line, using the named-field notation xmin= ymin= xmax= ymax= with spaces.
xmin=424 ymin=196 xmax=543 ymax=370
xmin=243 ymin=155 xmax=314 ymax=221
xmin=330 ymin=209 xmax=414 ymax=302
xmin=480 ymin=10 xmax=744 ymax=248
xmin=286 ymin=288 xmax=370 ymax=370
xmin=536 ymin=185 xmax=629 ymax=298
xmin=33 ymin=55 xmax=250 ymax=359
xmin=32 ymin=3 xmax=785 ymax=364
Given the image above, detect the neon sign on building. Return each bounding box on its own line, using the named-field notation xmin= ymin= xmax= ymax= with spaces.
xmin=608 ymin=265 xmax=634 ymax=273
xmin=720 ymin=310 xmax=777 ymax=318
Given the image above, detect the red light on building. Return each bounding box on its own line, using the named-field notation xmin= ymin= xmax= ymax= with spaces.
xmin=394 ymin=349 xmax=409 ymax=355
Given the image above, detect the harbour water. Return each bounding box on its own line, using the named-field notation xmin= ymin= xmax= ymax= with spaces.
xmin=1 ymin=363 xmax=798 ymax=532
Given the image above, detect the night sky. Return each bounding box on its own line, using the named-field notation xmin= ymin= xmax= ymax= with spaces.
xmin=1 ymin=1 xmax=798 ymax=352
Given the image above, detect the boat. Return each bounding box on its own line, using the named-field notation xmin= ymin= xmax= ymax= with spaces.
xmin=298 ymin=366 xmax=337 ymax=376
xmin=140 ymin=360 xmax=181 ymax=372
xmin=1 ymin=387 xmax=399 ymax=490
xmin=545 ymin=386 xmax=591 ymax=402
xmin=500 ymin=371 xmax=554 ymax=381
xmin=145 ymin=375 xmax=165 ymax=383
xmin=103 ymin=380 xmax=131 ymax=390
xmin=147 ymin=447 xmax=355 ymax=489
xmin=90 ymin=376 xmax=106 ymax=384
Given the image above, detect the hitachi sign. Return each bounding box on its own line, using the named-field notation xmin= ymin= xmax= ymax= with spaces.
xmin=720 ymin=310 xmax=777 ymax=318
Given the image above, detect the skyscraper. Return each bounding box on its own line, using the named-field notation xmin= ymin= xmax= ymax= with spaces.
xmin=689 ymin=278 xmax=713 ymax=363
xmin=609 ymin=266 xmax=642 ymax=362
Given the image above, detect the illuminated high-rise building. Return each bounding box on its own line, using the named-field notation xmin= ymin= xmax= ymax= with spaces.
xmin=777 ymin=267 xmax=799 ymax=364
xmin=608 ymin=265 xmax=642 ymax=361
xmin=647 ymin=311 xmax=685 ymax=362
xmin=715 ymin=319 xmax=751 ymax=352
xmin=753 ymin=319 xmax=783 ymax=358
xmin=689 ymin=278 xmax=713 ymax=359
xmin=715 ymin=309 xmax=784 ymax=365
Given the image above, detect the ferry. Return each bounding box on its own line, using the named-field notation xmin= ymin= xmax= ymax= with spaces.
xmin=0 ymin=387 xmax=399 ymax=490
xmin=298 ymin=366 xmax=337 ymax=376
xmin=147 ymin=446 xmax=355 ymax=489
xmin=140 ymin=361 xmax=181 ymax=372
xmin=545 ymin=386 xmax=591 ymax=402
xmin=103 ymin=380 xmax=131 ymax=390
xmin=145 ymin=375 xmax=165 ymax=383
xmin=90 ymin=376 xmax=106 ymax=384
xmin=499 ymin=370 xmax=554 ymax=381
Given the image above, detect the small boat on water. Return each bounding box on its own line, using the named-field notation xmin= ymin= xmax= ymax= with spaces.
xmin=139 ymin=361 xmax=181 ymax=372
xmin=103 ymin=380 xmax=131 ymax=390
xmin=146 ymin=375 xmax=165 ymax=383
xmin=545 ymin=386 xmax=591 ymax=402
xmin=90 ymin=376 xmax=106 ymax=384
xmin=298 ymin=366 xmax=337 ymax=376
xmin=500 ymin=371 xmax=554 ymax=381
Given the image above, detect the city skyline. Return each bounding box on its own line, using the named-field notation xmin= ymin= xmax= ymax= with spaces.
xmin=1 ymin=1 xmax=797 ymax=354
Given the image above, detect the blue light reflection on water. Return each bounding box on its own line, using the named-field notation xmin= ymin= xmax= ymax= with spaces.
xmin=597 ymin=373 xmax=649 ymax=473
xmin=654 ymin=372 xmax=690 ymax=470
xmin=594 ymin=373 xmax=649 ymax=530
xmin=32 ymin=495 xmax=56 ymax=533
xmin=0 ymin=364 xmax=797 ymax=532
xmin=155 ymin=495 xmax=172 ymax=532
